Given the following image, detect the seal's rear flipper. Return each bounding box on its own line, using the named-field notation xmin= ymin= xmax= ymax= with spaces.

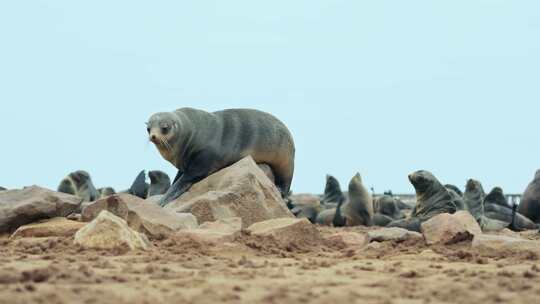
xmin=129 ymin=170 xmax=148 ymax=199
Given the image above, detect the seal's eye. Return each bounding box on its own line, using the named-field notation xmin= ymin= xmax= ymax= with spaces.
xmin=146 ymin=127 xmax=150 ymax=134
xmin=161 ymin=126 xmax=170 ymax=135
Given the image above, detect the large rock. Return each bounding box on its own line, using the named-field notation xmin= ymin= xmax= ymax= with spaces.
xmin=10 ymin=217 xmax=86 ymax=239
xmin=247 ymin=218 xmax=321 ymax=247
xmin=74 ymin=210 xmax=151 ymax=251
xmin=0 ymin=186 xmax=82 ymax=233
xmin=472 ymin=234 xmax=540 ymax=256
xmin=165 ymin=157 xmax=293 ymax=228
xmin=82 ymin=194 xmax=197 ymax=238
xmin=368 ymin=227 xmax=423 ymax=243
xmin=421 ymin=211 xmax=482 ymax=245
xmin=176 ymin=217 xmax=242 ymax=243
xmin=289 ymin=193 xmax=321 ymax=207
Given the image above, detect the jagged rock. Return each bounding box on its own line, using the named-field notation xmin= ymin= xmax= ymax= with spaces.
xmin=290 ymin=194 xmax=321 ymax=207
xmin=421 ymin=211 xmax=481 ymax=245
xmin=166 ymin=157 xmax=293 ymax=228
xmin=0 ymin=186 xmax=81 ymax=233
xmin=10 ymin=217 xmax=85 ymax=239
xmin=368 ymin=227 xmax=423 ymax=243
xmin=247 ymin=218 xmax=321 ymax=247
xmin=82 ymin=194 xmax=197 ymax=238
xmin=325 ymin=231 xmax=369 ymax=248
xmin=176 ymin=217 xmax=242 ymax=243
xmin=472 ymin=234 xmax=540 ymax=256
xmin=74 ymin=210 xmax=151 ymax=251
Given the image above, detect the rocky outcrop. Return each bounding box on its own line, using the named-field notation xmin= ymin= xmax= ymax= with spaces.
xmin=165 ymin=157 xmax=293 ymax=228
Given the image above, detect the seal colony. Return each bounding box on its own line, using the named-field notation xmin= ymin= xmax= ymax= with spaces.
xmin=146 ymin=107 xmax=295 ymax=206
xmin=43 ymin=107 xmax=540 ymax=233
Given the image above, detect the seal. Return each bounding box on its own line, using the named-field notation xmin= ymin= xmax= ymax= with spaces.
xmin=321 ymin=174 xmax=346 ymax=206
xmin=484 ymin=187 xmax=509 ymax=208
xmin=0 ymin=187 xmax=5 ymax=191
xmin=388 ymin=170 xmax=458 ymax=232
xmin=339 ymin=173 xmax=374 ymax=226
xmin=375 ymin=195 xmax=405 ymax=220
xmin=519 ymin=170 xmax=540 ymax=223
xmin=463 ymin=179 xmax=485 ymax=219
xmin=445 ymin=184 xmax=463 ymax=197
xmin=122 ymin=170 xmax=149 ymax=199
xmin=98 ymin=187 xmax=116 ymax=198
xmin=147 ymin=170 xmax=171 ymax=198
xmin=147 ymin=107 xmax=296 ymax=206
xmin=57 ymin=170 xmax=99 ymax=202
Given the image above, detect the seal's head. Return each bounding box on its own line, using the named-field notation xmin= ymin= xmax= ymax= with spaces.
xmin=324 ymin=174 xmax=342 ymax=194
xmin=377 ymin=195 xmax=398 ymax=216
xmin=408 ymin=170 xmax=438 ymax=194
xmin=149 ymin=170 xmax=170 ymax=185
xmin=69 ymin=170 xmax=92 ymax=188
xmin=465 ymin=179 xmax=482 ymax=193
xmin=146 ymin=112 xmax=180 ymax=146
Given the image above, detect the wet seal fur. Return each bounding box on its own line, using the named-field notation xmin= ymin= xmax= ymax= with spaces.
xmin=57 ymin=170 xmax=99 ymax=202
xmin=519 ymin=170 xmax=540 ymax=223
xmin=147 ymin=107 xmax=295 ymax=206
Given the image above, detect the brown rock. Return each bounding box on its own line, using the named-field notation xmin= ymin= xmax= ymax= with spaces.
xmin=325 ymin=231 xmax=369 ymax=248
xmin=82 ymin=194 xmax=198 ymax=238
xmin=177 ymin=217 xmax=242 ymax=243
xmin=0 ymin=186 xmax=82 ymax=233
xmin=257 ymin=164 xmax=275 ymax=183
xmin=289 ymin=193 xmax=321 ymax=207
xmin=10 ymin=217 xmax=86 ymax=239
xmin=368 ymin=227 xmax=423 ymax=243
xmin=247 ymin=218 xmax=321 ymax=247
xmin=472 ymin=234 xmax=540 ymax=256
xmin=74 ymin=210 xmax=151 ymax=251
xmin=421 ymin=211 xmax=482 ymax=245
xmin=165 ymin=156 xmax=293 ymax=228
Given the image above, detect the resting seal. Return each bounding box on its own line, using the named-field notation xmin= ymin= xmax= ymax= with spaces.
xmin=147 ymin=170 xmax=171 ymax=197
xmin=0 ymin=187 xmax=5 ymax=191
xmin=519 ymin=170 xmax=540 ymax=223
xmin=98 ymin=187 xmax=116 ymax=198
xmin=484 ymin=187 xmax=510 ymax=208
xmin=147 ymin=108 xmax=295 ymax=206
xmin=388 ymin=170 xmax=458 ymax=232
xmin=57 ymin=170 xmax=99 ymax=202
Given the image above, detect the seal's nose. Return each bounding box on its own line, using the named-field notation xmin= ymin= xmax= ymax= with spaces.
xmin=150 ymin=134 xmax=157 ymax=142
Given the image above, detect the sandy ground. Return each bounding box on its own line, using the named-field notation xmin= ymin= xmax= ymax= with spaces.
xmin=1 ymin=227 xmax=540 ymax=304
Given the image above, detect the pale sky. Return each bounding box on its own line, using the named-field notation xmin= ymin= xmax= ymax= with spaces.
xmin=1 ymin=1 xmax=539 ymax=194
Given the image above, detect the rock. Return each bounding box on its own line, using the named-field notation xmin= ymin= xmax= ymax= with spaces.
xmin=421 ymin=211 xmax=482 ymax=245
xmin=0 ymin=186 xmax=81 ymax=233
xmin=82 ymin=194 xmax=198 ymax=238
xmin=289 ymin=194 xmax=321 ymax=207
xmin=257 ymin=164 xmax=275 ymax=183
xmin=166 ymin=156 xmax=293 ymax=228
xmin=472 ymin=234 xmax=540 ymax=256
xmin=74 ymin=210 xmax=151 ymax=251
xmin=10 ymin=217 xmax=86 ymax=239
xmin=177 ymin=217 xmax=242 ymax=243
xmin=66 ymin=213 xmax=82 ymax=221
xmin=247 ymin=218 xmax=321 ymax=247
xmin=325 ymin=231 xmax=369 ymax=248
xmin=368 ymin=227 xmax=423 ymax=243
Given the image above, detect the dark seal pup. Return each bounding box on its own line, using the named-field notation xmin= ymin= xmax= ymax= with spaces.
xmin=57 ymin=170 xmax=100 ymax=202
xmin=147 ymin=108 xmax=296 ymax=206
xmin=519 ymin=170 xmax=540 ymax=223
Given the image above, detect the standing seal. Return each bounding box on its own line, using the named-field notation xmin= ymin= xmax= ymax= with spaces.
xmin=463 ymin=179 xmax=485 ymax=219
xmin=519 ymin=170 xmax=540 ymax=223
xmin=147 ymin=170 xmax=171 ymax=197
xmin=57 ymin=170 xmax=100 ymax=202
xmin=320 ymin=174 xmax=346 ymax=207
xmin=147 ymin=107 xmax=295 ymax=206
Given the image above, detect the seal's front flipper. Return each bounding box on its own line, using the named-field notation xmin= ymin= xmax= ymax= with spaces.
xmin=129 ymin=170 xmax=148 ymax=199
xmin=159 ymin=180 xmax=192 ymax=207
